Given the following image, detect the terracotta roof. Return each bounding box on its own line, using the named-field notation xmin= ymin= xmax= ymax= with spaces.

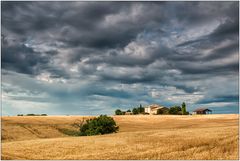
xmin=148 ymin=104 xmax=164 ymax=109
xmin=193 ymin=108 xmax=212 ymax=112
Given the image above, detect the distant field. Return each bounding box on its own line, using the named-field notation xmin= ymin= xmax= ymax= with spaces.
xmin=1 ymin=114 xmax=239 ymax=160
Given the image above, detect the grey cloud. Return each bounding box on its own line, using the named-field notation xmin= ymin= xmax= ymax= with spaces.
xmin=177 ymin=16 xmax=239 ymax=49
xmin=1 ymin=37 xmax=69 ymax=79
xmin=196 ymin=95 xmax=239 ymax=104
xmin=174 ymin=61 xmax=238 ymax=75
xmin=203 ymin=42 xmax=238 ymax=61
xmin=210 ymin=19 xmax=239 ymax=39
xmin=2 ymin=42 xmax=49 ymax=75
xmin=1 ymin=1 xmax=239 ymax=115
xmin=2 ymin=2 xmax=139 ymax=49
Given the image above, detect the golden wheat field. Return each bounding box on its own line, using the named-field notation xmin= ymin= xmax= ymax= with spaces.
xmin=1 ymin=114 xmax=239 ymax=160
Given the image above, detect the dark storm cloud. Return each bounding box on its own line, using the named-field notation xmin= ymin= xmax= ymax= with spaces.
xmin=100 ymin=72 xmax=157 ymax=84
xmin=98 ymin=68 xmax=199 ymax=94
xmin=42 ymin=65 xmax=71 ymax=79
xmin=177 ymin=38 xmax=205 ymax=47
xmin=1 ymin=1 xmax=239 ymax=115
xmin=196 ymin=95 xmax=239 ymax=104
xmin=85 ymin=45 xmax=173 ymax=67
xmin=56 ymin=3 xmax=138 ymax=49
xmin=52 ymin=84 xmax=134 ymax=100
xmin=1 ymin=36 xmax=70 ymax=78
xmin=177 ymin=18 xmax=239 ymax=49
xmin=174 ymin=61 xmax=238 ymax=75
xmin=202 ymin=42 xmax=238 ymax=61
xmin=173 ymin=18 xmax=239 ymax=75
xmin=1 ymin=41 xmax=49 ymax=75
xmin=210 ymin=19 xmax=239 ymax=39
xmin=2 ymin=2 xmax=142 ymax=48
xmin=2 ymin=1 xmax=238 ymax=66
xmin=173 ymin=85 xmax=197 ymax=94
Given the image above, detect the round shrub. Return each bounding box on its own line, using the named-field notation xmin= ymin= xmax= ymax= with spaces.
xmin=79 ymin=115 xmax=119 ymax=136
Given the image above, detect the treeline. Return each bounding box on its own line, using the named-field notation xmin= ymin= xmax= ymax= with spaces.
xmin=166 ymin=102 xmax=189 ymax=115
xmin=17 ymin=114 xmax=48 ymax=116
xmin=115 ymin=104 xmax=145 ymax=115
xmin=152 ymin=102 xmax=189 ymax=115
xmin=115 ymin=102 xmax=189 ymax=115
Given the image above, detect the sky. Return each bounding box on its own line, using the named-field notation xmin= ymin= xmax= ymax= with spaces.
xmin=1 ymin=1 xmax=239 ymax=116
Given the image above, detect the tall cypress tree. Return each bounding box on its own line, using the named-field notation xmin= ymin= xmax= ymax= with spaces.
xmin=139 ymin=104 xmax=144 ymax=113
xmin=181 ymin=102 xmax=186 ymax=115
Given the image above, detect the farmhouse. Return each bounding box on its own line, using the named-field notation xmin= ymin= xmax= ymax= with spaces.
xmin=144 ymin=104 xmax=169 ymax=115
xmin=192 ymin=108 xmax=212 ymax=114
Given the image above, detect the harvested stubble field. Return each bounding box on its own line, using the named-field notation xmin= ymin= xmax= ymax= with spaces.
xmin=1 ymin=114 xmax=239 ymax=160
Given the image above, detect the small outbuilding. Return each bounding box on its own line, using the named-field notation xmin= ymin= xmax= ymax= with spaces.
xmin=192 ymin=108 xmax=212 ymax=114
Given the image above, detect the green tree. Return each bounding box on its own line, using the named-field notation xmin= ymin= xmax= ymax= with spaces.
xmin=132 ymin=108 xmax=138 ymax=115
xmin=181 ymin=102 xmax=186 ymax=115
xmin=26 ymin=114 xmax=36 ymax=116
xmin=169 ymin=106 xmax=181 ymax=115
xmin=78 ymin=115 xmax=119 ymax=136
xmin=139 ymin=104 xmax=144 ymax=113
xmin=127 ymin=109 xmax=131 ymax=112
xmin=115 ymin=109 xmax=122 ymax=115
xmin=157 ymin=109 xmax=164 ymax=115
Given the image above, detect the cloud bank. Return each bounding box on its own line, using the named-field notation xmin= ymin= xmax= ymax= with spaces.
xmin=2 ymin=1 xmax=239 ymax=115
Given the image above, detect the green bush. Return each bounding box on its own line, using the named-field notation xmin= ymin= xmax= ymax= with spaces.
xmin=78 ymin=115 xmax=119 ymax=136
xmin=157 ymin=109 xmax=164 ymax=114
xmin=132 ymin=108 xmax=138 ymax=115
xmin=157 ymin=108 xmax=169 ymax=115
xmin=25 ymin=114 xmax=48 ymax=116
xmin=115 ymin=109 xmax=123 ymax=115
xmin=26 ymin=114 xmax=36 ymax=116
xmin=169 ymin=106 xmax=181 ymax=115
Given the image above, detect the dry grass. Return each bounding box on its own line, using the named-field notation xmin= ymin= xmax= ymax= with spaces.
xmin=1 ymin=114 xmax=239 ymax=160
xmin=2 ymin=116 xmax=95 ymax=142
